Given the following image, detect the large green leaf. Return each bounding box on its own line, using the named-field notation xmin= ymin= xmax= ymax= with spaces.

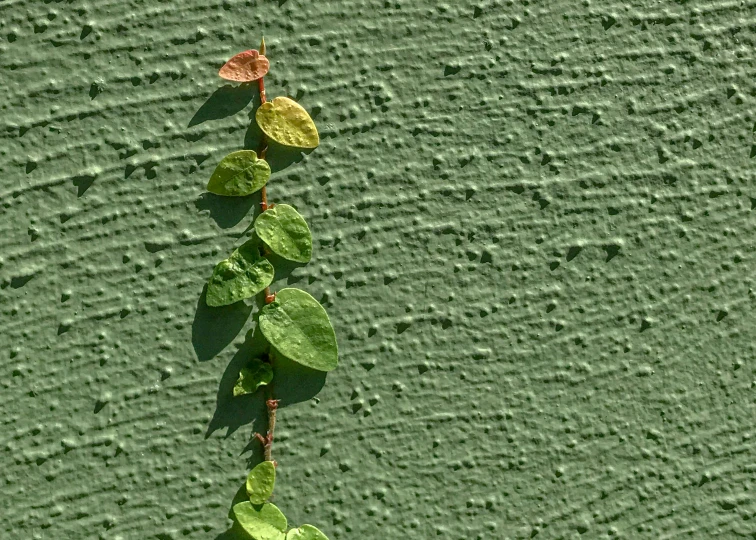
xmin=258 ymin=288 xmax=338 ymax=372
xmin=254 ymin=204 xmax=312 ymax=263
xmin=246 ymin=460 xmax=276 ymax=504
xmin=255 ymin=97 xmax=319 ymax=149
xmin=206 ymin=239 xmax=274 ymax=307
xmin=232 ymin=501 xmax=286 ymax=540
xmin=285 ymin=525 xmax=330 ymax=540
xmin=207 ymin=150 xmax=271 ymax=197
xmin=233 ymin=359 xmax=273 ymax=397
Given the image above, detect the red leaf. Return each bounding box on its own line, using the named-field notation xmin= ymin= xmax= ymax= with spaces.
xmin=219 ymin=50 xmax=270 ymax=82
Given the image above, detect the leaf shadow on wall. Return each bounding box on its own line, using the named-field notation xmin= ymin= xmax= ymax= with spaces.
xmin=243 ymin=110 xmax=313 ymax=174
xmin=191 ymin=285 xmax=254 ymax=362
xmin=190 ymin=85 xmax=261 ymax=229
xmin=194 ymin=193 xmax=259 ymax=230
xmin=214 ymin=484 xmax=264 ymax=540
xmin=192 ymin=87 xmax=313 ymax=229
xmin=258 ymin=87 xmax=325 ymax=171
xmin=204 ymin=317 xmax=327 ymax=441
xmin=188 ymin=83 xmax=256 ymax=127
xmin=190 ymin=246 xmax=310 ymax=364
xmin=215 ymin=523 xmax=249 ymax=540
xmin=202 ymin=249 xmax=325 ymax=440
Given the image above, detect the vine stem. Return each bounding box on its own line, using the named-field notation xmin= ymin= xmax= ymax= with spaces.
xmin=258 ymin=36 xmax=269 ymax=210
xmin=255 ymin=36 xmax=278 ymax=464
xmin=263 ymin=395 xmax=278 ymax=462
xmin=258 ymin=37 xmax=275 ymax=306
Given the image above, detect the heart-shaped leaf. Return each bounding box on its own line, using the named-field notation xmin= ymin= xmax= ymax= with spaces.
xmin=233 ymin=359 xmax=274 ymax=397
xmin=254 ymin=204 xmax=312 ymax=263
xmin=232 ymin=501 xmax=286 ymax=540
xmin=256 ymin=97 xmax=319 ymax=149
xmin=206 ymin=239 xmax=274 ymax=307
xmin=207 ymin=150 xmax=271 ymax=197
xmin=285 ymin=525 xmax=330 ymax=540
xmin=246 ymin=460 xmax=276 ymax=504
xmin=259 ymin=288 xmax=338 ymax=372
xmin=219 ymin=49 xmax=270 ymax=82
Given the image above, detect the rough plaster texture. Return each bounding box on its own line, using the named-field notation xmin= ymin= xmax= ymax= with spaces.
xmin=1 ymin=1 xmax=756 ymax=539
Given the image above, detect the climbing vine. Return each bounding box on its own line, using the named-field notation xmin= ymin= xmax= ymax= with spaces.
xmin=206 ymin=39 xmax=336 ymax=540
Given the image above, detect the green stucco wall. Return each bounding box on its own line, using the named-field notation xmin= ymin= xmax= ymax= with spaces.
xmin=2 ymin=1 xmax=755 ymax=538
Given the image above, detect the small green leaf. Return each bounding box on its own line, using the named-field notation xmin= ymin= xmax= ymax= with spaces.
xmin=259 ymin=288 xmax=338 ymax=372
xmin=254 ymin=204 xmax=312 ymax=263
xmin=255 ymin=97 xmax=319 ymax=149
xmin=285 ymin=525 xmax=330 ymax=540
xmin=207 ymin=150 xmax=271 ymax=197
xmin=206 ymin=239 xmax=274 ymax=307
xmin=233 ymin=359 xmax=273 ymax=397
xmin=232 ymin=501 xmax=287 ymax=540
xmin=246 ymin=460 xmax=276 ymax=504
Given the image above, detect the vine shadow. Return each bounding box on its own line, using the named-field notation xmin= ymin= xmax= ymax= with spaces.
xmin=191 ymin=80 xmax=327 ymax=472
xmin=192 ymin=90 xmax=313 ymax=230
xmin=194 ymin=193 xmax=259 ymax=230
xmin=191 ymin=241 xmax=310 ymax=364
xmin=243 ymin=354 xmax=328 ymax=469
xmin=204 ymin=317 xmax=269 ymax=438
xmin=267 ymin=140 xmax=313 ymax=173
xmin=214 ymin=484 xmax=259 ymax=539
xmin=188 ymin=83 xmax=257 ymax=127
xmin=243 ymin=109 xmax=315 ymax=173
xmin=202 ymin=254 xmax=324 ymax=440
xmin=204 ymin=311 xmax=327 ymax=442
xmin=191 ymin=285 xmax=254 ymax=362
xmin=191 ymin=85 xmax=262 ymax=229
xmin=215 ymin=524 xmax=249 ymax=540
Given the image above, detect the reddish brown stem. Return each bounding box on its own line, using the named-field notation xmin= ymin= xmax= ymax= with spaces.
xmin=258 ymin=37 xmax=274 ymax=305
xmin=258 ymin=71 xmax=269 ymax=210
xmin=263 ymin=397 xmax=278 ymax=462
xmin=256 ymin=38 xmax=278 ymax=465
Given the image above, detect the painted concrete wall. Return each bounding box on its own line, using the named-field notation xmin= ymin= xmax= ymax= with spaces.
xmin=1 ymin=1 xmax=755 ymax=538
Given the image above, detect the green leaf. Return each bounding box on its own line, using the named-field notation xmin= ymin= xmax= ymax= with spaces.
xmin=246 ymin=460 xmax=276 ymax=504
xmin=285 ymin=525 xmax=330 ymax=540
xmin=233 ymin=359 xmax=274 ymax=397
xmin=255 ymin=97 xmax=319 ymax=149
xmin=259 ymin=288 xmax=338 ymax=372
xmin=207 ymin=150 xmax=271 ymax=197
xmin=254 ymin=204 xmax=312 ymax=263
xmin=232 ymin=501 xmax=287 ymax=540
xmin=206 ymin=239 xmax=274 ymax=307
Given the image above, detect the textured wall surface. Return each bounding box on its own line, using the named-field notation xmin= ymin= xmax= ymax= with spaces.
xmin=2 ymin=1 xmax=756 ymax=538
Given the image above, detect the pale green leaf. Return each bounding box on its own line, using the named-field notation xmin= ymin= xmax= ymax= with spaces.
xmin=285 ymin=525 xmax=330 ymax=540
xmin=232 ymin=501 xmax=287 ymax=540
xmin=259 ymin=288 xmax=338 ymax=372
xmin=206 ymin=239 xmax=274 ymax=307
xmin=255 ymin=97 xmax=319 ymax=149
xmin=246 ymin=460 xmax=276 ymax=504
xmin=233 ymin=359 xmax=273 ymax=397
xmin=207 ymin=150 xmax=271 ymax=197
xmin=254 ymin=204 xmax=312 ymax=263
